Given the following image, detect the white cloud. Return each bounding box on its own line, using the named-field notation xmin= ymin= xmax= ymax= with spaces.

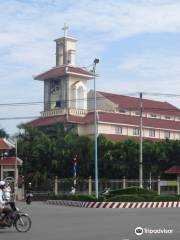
xmin=119 ymin=54 xmax=180 ymax=79
xmin=0 ymin=0 xmax=180 ymax=67
xmin=1 ymin=0 xmax=180 ymax=134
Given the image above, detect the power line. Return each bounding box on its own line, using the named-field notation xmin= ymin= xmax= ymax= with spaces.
xmin=0 ymin=116 xmax=38 ymax=121
xmin=0 ymin=93 xmax=138 ymax=107
xmin=0 ymin=103 xmax=180 ymax=113
xmin=142 ymin=92 xmax=180 ymax=97
xmin=0 ymin=92 xmax=180 ymax=123
xmin=0 ymin=91 xmax=180 ymax=107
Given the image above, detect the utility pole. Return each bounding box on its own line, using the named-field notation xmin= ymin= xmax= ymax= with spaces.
xmin=93 ymin=58 xmax=99 ymax=199
xmin=15 ymin=138 xmax=18 ymax=201
xmin=139 ymin=92 xmax=143 ymax=188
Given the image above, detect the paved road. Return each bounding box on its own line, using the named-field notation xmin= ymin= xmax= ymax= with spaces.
xmin=1 ymin=201 xmax=180 ymax=240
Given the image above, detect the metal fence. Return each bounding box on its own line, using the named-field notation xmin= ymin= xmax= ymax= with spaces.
xmin=56 ymin=178 xmax=159 ymax=195
xmin=21 ymin=177 xmax=179 ymax=200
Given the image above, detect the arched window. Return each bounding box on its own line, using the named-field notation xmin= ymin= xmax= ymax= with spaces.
xmin=77 ymin=86 xmax=84 ymax=109
xmin=71 ymin=87 xmax=76 ymax=108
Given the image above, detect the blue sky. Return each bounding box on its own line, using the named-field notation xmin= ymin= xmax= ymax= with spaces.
xmin=1 ymin=0 xmax=180 ymax=134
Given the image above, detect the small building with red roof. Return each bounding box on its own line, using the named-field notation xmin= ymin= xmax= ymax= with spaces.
xmin=165 ymin=166 xmax=180 ymax=175
xmin=0 ymin=138 xmax=23 ymax=181
xmin=28 ymin=27 xmax=180 ymax=142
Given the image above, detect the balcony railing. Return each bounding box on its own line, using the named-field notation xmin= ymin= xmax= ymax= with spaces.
xmin=41 ymin=108 xmax=87 ymax=117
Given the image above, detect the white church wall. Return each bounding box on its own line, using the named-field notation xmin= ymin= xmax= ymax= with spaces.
xmin=68 ymin=76 xmax=87 ymax=110
xmin=44 ymin=80 xmax=50 ymax=111
xmin=78 ymin=121 xmax=180 ymax=141
xmin=78 ymin=124 xmax=94 ymax=135
xmin=175 ymin=132 xmax=180 ymax=140
xmin=87 ymin=90 xmax=117 ymax=112
xmin=98 ymin=124 xmax=123 ymax=135
xmin=66 ymin=41 xmax=76 ymax=65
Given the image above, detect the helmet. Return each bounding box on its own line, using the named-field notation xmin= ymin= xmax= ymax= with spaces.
xmin=0 ymin=181 xmax=5 ymax=186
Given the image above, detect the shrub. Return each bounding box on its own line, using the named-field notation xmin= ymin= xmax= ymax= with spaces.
xmin=107 ymin=194 xmax=145 ymax=202
xmin=48 ymin=192 xmax=180 ymax=202
xmin=108 ymin=186 xmax=156 ymax=196
xmin=151 ymin=195 xmax=180 ymax=202
xmin=48 ymin=194 xmax=97 ymax=202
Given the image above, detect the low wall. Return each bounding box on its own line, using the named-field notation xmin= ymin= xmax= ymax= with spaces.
xmin=46 ymin=200 xmax=180 ymax=209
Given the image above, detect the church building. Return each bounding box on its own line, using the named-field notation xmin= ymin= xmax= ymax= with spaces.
xmin=30 ymin=26 xmax=180 ymax=141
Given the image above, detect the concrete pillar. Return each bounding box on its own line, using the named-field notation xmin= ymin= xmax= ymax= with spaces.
xmin=55 ymin=176 xmax=58 ymax=196
xmin=149 ymin=172 xmax=152 ymax=191
xmin=88 ymin=176 xmax=92 ymax=195
xmin=158 ymin=176 xmax=161 ymax=195
xmin=177 ymin=174 xmax=180 ymax=195
xmin=22 ymin=183 xmax=25 ymax=200
xmin=123 ymin=176 xmax=126 ymax=189
xmin=0 ymin=166 xmax=3 ymax=180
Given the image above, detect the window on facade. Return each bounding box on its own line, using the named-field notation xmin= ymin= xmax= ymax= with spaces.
xmin=55 ymin=101 xmax=61 ymax=108
xmin=135 ymin=111 xmax=140 ymax=116
xmin=165 ymin=116 xmax=171 ymax=120
xmin=119 ymin=109 xmax=126 ymax=113
xmin=150 ymin=114 xmax=157 ymax=118
xmin=149 ymin=129 xmax=155 ymax=137
xmin=115 ymin=127 xmax=122 ymax=134
xmin=164 ymin=131 xmax=170 ymax=139
xmin=133 ymin=128 xmax=140 ymax=136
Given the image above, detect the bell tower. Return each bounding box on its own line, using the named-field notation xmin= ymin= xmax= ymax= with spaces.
xmin=55 ymin=23 xmax=77 ymax=66
xmin=34 ymin=24 xmax=93 ymax=117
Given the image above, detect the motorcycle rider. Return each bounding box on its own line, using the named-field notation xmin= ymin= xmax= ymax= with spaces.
xmin=26 ymin=182 xmax=33 ymax=204
xmin=0 ymin=181 xmax=12 ymax=225
xmin=3 ymin=182 xmax=11 ymax=201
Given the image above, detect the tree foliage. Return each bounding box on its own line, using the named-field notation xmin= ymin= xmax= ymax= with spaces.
xmin=17 ymin=124 xmax=180 ymax=182
xmin=0 ymin=128 xmax=9 ymax=138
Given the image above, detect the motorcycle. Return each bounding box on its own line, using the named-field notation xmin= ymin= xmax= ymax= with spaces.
xmin=0 ymin=202 xmax=32 ymax=232
xmin=26 ymin=192 xmax=33 ymax=205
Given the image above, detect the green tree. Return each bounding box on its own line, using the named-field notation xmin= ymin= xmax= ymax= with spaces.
xmin=17 ymin=123 xmax=180 ymax=181
xmin=0 ymin=128 xmax=9 ymax=138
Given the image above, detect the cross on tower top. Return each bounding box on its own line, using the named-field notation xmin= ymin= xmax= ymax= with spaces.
xmin=62 ymin=23 xmax=69 ymax=37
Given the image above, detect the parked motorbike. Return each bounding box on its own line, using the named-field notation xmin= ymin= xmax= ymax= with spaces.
xmin=26 ymin=192 xmax=33 ymax=205
xmin=0 ymin=202 xmax=32 ymax=232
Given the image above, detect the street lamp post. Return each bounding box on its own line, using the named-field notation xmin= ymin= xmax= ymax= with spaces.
xmin=139 ymin=92 xmax=143 ymax=188
xmin=93 ymin=58 xmax=99 ymax=199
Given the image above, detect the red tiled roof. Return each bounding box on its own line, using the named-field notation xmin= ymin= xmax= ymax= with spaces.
xmin=165 ymin=166 xmax=180 ymax=174
xmin=98 ymin=91 xmax=180 ymax=116
xmin=0 ymin=138 xmax=14 ymax=150
xmin=0 ymin=157 xmax=22 ymax=165
xmin=97 ymin=112 xmax=180 ymax=130
xmin=34 ymin=66 xmax=93 ymax=80
xmin=29 ymin=114 xmax=85 ymax=127
xmin=29 ymin=115 xmax=67 ymax=127
xmin=29 ymin=111 xmax=180 ymax=131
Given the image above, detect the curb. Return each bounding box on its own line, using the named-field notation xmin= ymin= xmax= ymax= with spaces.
xmin=46 ymin=200 xmax=180 ymax=208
